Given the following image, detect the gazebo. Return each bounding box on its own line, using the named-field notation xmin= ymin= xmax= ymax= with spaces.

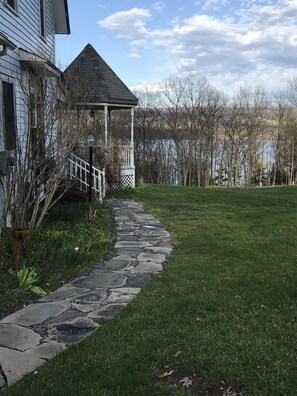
xmin=64 ymin=43 xmax=138 ymax=188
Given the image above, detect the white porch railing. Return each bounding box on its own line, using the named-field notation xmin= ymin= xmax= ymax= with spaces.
xmin=68 ymin=153 xmax=106 ymax=202
xmin=119 ymin=145 xmax=134 ymax=168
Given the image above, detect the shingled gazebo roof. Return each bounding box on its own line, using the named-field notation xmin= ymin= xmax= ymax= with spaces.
xmin=63 ymin=43 xmax=138 ymax=109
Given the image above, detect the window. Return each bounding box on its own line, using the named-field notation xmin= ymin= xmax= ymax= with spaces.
xmin=39 ymin=0 xmax=45 ymax=38
xmin=2 ymin=81 xmax=17 ymax=150
xmin=5 ymin=0 xmax=17 ymax=12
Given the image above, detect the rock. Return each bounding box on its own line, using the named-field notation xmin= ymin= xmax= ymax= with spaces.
xmin=0 ymin=324 xmax=41 ymax=351
xmin=0 ymin=347 xmax=45 ymax=386
xmin=137 ymin=253 xmax=166 ymax=263
xmin=72 ymin=290 xmax=107 ymax=304
xmin=49 ymin=317 xmax=98 ymax=344
xmin=106 ymin=287 xmax=141 ymax=303
xmin=0 ymin=301 xmax=71 ymax=327
xmin=27 ymin=341 xmax=66 ymax=360
xmin=88 ymin=304 xmax=127 ymax=323
xmin=126 ymin=274 xmax=152 ymax=288
xmin=115 ymin=241 xmax=152 ymax=249
xmin=40 ymin=286 xmax=90 ymax=302
xmin=42 ymin=308 xmax=85 ymax=326
xmin=115 ymin=249 xmax=143 ymax=257
xmin=132 ymin=262 xmax=163 ymax=274
xmin=107 ymin=255 xmax=133 ymax=270
xmin=0 ymin=374 xmax=6 ymax=389
xmin=144 ymin=246 xmax=173 ymax=255
xmin=70 ymin=272 xmax=128 ymax=289
xmin=71 ymin=303 xmax=102 ymax=313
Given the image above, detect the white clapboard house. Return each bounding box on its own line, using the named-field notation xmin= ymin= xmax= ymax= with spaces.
xmin=0 ymin=0 xmax=70 ymax=224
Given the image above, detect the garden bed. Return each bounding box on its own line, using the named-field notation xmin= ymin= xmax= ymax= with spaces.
xmin=0 ymin=195 xmax=113 ymax=319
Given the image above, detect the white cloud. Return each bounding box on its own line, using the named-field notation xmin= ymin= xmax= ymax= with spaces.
xmin=237 ymin=0 xmax=297 ymax=24
xmin=130 ymin=39 xmax=146 ymax=51
xmin=153 ymin=1 xmax=166 ymax=11
xmin=170 ymin=16 xmax=179 ymax=25
xmin=98 ymin=1 xmax=297 ymax=93
xmin=151 ymin=2 xmax=297 ymax=78
xmin=129 ymin=53 xmax=141 ymax=59
xmin=97 ymin=8 xmax=151 ymax=58
xmin=131 ymin=80 xmax=162 ymax=93
xmin=200 ymin=0 xmax=229 ymax=10
xmin=97 ymin=8 xmax=151 ymax=40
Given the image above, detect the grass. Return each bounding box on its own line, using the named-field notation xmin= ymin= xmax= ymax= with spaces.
xmin=4 ymin=185 xmax=297 ymax=395
xmin=0 ymin=199 xmax=113 ymax=316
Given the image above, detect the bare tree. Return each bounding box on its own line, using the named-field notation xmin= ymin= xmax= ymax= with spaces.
xmin=1 ymin=65 xmax=88 ymax=233
xmin=159 ymin=74 xmax=227 ymax=187
xmin=132 ymin=89 xmax=162 ymax=183
xmin=117 ymin=73 xmax=297 ymax=188
xmin=228 ymin=86 xmax=268 ymax=186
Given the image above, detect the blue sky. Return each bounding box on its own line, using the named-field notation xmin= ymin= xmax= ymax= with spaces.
xmin=56 ymin=0 xmax=297 ymax=95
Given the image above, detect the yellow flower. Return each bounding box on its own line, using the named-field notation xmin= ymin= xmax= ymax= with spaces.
xmin=74 ymin=247 xmax=79 ymax=252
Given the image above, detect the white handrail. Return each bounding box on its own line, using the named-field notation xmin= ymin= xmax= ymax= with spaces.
xmin=68 ymin=153 xmax=106 ymax=202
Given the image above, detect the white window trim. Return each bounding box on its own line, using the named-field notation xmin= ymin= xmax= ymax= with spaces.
xmin=39 ymin=0 xmax=46 ymax=39
xmin=4 ymin=0 xmax=18 ymax=15
xmin=0 ymin=78 xmax=4 ymax=151
xmin=1 ymin=77 xmax=17 ymax=151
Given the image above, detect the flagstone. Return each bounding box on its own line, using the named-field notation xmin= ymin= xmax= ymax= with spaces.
xmin=0 ymin=301 xmax=71 ymax=326
xmin=137 ymin=253 xmax=166 ymax=263
xmin=0 ymin=347 xmax=45 ymax=386
xmin=0 ymin=324 xmax=41 ymax=351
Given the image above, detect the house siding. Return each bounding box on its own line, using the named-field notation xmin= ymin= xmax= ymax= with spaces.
xmin=0 ymin=0 xmax=57 ymax=147
xmin=0 ymin=0 xmax=55 ymax=65
xmin=0 ymin=0 xmax=60 ymax=224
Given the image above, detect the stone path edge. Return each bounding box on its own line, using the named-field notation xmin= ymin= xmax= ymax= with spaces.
xmin=0 ymin=198 xmax=173 ymax=389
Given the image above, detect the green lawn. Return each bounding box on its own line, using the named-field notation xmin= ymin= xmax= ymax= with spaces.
xmin=4 ymin=185 xmax=297 ymax=395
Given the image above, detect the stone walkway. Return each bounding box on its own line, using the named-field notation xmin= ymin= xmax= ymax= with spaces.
xmin=0 ymin=199 xmax=173 ymax=389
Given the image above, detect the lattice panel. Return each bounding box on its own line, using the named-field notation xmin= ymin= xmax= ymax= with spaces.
xmin=108 ymin=178 xmax=121 ymax=190
xmin=107 ymin=167 xmax=135 ymax=190
xmin=121 ymin=174 xmax=135 ymax=188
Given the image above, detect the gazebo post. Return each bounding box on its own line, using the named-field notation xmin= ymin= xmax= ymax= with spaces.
xmin=108 ymin=109 xmax=112 ymax=143
xmin=104 ymin=104 xmax=108 ymax=144
xmin=131 ymin=107 xmax=134 ymax=168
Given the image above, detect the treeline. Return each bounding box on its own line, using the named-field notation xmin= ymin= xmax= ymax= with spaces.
xmin=116 ymin=74 xmax=297 ymax=187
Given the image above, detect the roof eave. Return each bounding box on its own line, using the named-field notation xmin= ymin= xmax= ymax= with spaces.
xmin=52 ymin=0 xmax=71 ymax=35
xmin=96 ymin=98 xmax=139 ymax=106
xmin=76 ymin=102 xmax=138 ymax=111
